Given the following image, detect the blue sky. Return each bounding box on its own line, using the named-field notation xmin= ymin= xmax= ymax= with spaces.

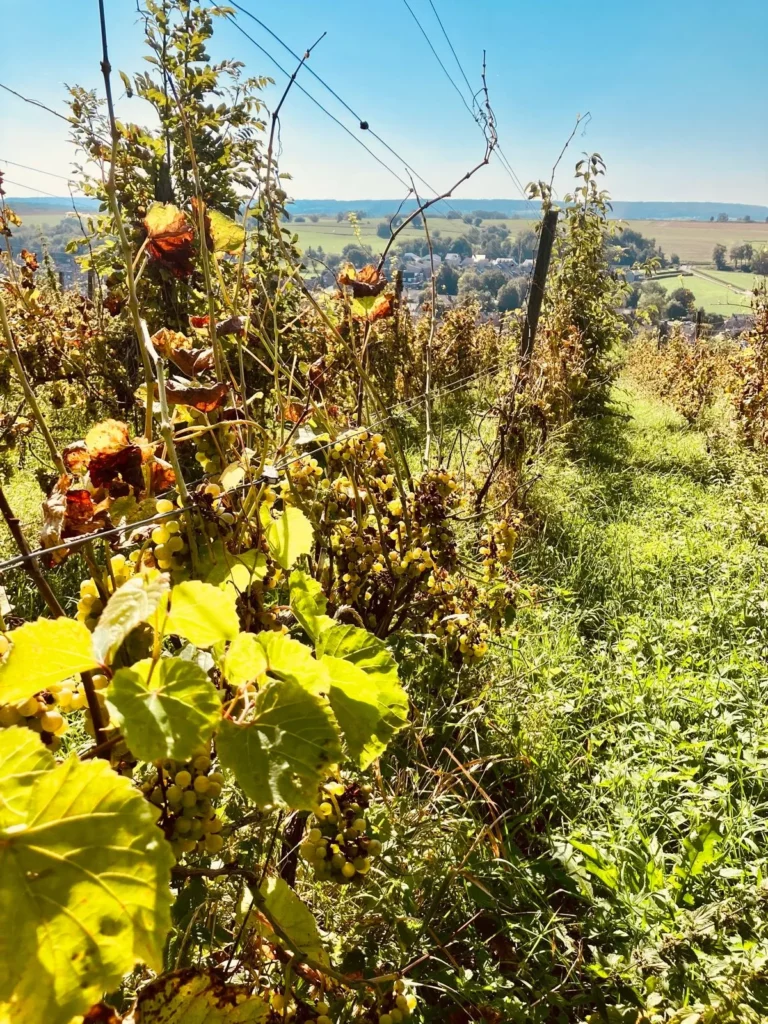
xmin=1 ymin=0 xmax=766 ymax=204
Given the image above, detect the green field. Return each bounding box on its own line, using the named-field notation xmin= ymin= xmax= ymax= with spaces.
xmin=288 ymin=214 xmax=536 ymax=255
xmin=651 ymin=271 xmax=753 ymax=315
xmin=698 ymin=268 xmax=766 ymax=291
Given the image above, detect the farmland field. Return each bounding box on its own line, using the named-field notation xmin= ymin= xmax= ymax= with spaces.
xmin=625 ymin=219 xmax=768 ymax=264
xmin=650 ymin=270 xmax=753 ymax=315
xmin=698 ymin=268 xmax=767 ymax=290
xmin=289 ymin=215 xmax=768 ymax=265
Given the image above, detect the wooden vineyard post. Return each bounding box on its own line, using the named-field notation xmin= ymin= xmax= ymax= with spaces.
xmin=519 ymin=206 xmax=559 ymax=373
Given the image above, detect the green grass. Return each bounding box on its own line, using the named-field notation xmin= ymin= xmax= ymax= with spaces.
xmin=651 ymin=270 xmax=753 ymax=314
xmin=446 ymin=382 xmax=768 ymax=1019
xmin=700 ymin=268 xmax=767 ymax=291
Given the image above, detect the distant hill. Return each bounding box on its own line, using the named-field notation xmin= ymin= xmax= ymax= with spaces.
xmin=286 ymin=198 xmax=768 ymax=222
xmin=6 ymin=195 xmax=767 ymax=223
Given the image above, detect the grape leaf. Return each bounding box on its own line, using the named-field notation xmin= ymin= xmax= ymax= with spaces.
xmin=289 ymin=570 xmax=335 ymax=641
xmin=92 ymin=573 xmax=171 ymax=664
xmin=321 ymin=652 xmax=408 ymax=769
xmin=165 ymin=580 xmax=240 ymax=647
xmin=0 ymin=737 xmax=173 ymax=1024
xmin=107 ymin=657 xmax=221 ymax=763
xmin=242 ymin=875 xmax=330 ymax=967
xmin=203 ymin=543 xmax=267 ymax=598
xmin=134 ymin=968 xmax=269 ymax=1023
xmin=208 ymin=210 xmax=246 ymax=254
xmin=266 ymin=506 xmax=314 ymax=569
xmin=0 ymin=727 xmax=54 ymax=826
xmin=257 ymin=630 xmax=329 ymax=692
xmin=222 ymin=633 xmax=268 ymax=690
xmin=0 ymin=617 xmax=99 ymax=704
xmin=217 ymin=678 xmax=341 ymax=809
xmin=317 ymin=623 xmax=399 ymax=684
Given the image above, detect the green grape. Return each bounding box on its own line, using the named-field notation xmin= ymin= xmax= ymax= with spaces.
xmin=193 ymin=754 xmax=211 ymax=773
xmin=204 ymin=833 xmax=224 ymax=854
xmin=175 ymin=770 xmax=192 ymax=788
xmin=166 ymin=784 xmax=183 ymax=803
xmin=193 ymin=774 xmax=210 ymax=794
xmin=308 ymin=828 xmax=323 ymax=843
xmin=389 ymin=1012 xmax=403 ymax=1024
xmin=379 ymin=1015 xmax=393 ymax=1024
xmin=341 ymin=861 xmax=356 ymax=879
xmin=182 ymin=790 xmax=197 ymax=808
xmin=367 ymin=839 xmax=382 ymax=856
xmin=316 ymin=1001 xmax=330 ymax=1015
xmin=175 ymin=817 xmax=192 ymax=835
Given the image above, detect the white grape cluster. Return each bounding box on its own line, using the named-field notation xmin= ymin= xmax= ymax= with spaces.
xmin=141 ymin=751 xmax=225 ymax=860
xmin=0 ymin=634 xmax=110 ymax=748
xmin=300 ymin=781 xmax=382 ymax=883
xmin=76 ymin=553 xmax=133 ymax=629
xmin=360 ymin=981 xmax=418 ymax=1024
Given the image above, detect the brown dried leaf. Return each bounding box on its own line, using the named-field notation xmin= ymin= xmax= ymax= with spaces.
xmin=338 ymin=262 xmax=388 ymax=297
xmin=165 ymin=380 xmax=228 ymax=412
xmin=62 ymin=440 xmax=90 ymax=475
xmin=151 ymin=327 xmax=215 ymax=377
xmin=151 ymin=456 xmax=177 ymax=492
xmin=282 ymin=402 xmax=307 ymax=424
xmin=82 ymin=1003 xmax=121 ymax=1024
xmin=40 ymin=475 xmax=112 ymax=564
xmin=144 ymin=202 xmax=196 ymax=278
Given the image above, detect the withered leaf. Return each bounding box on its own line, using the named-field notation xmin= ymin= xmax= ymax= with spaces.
xmin=62 ymin=440 xmax=90 ymax=475
xmin=151 ymin=456 xmax=177 ymax=492
xmin=40 ymin=475 xmax=112 ymax=564
xmin=144 ymin=202 xmax=196 ymax=278
xmin=338 ymin=262 xmax=388 ymax=298
xmin=165 ymin=380 xmax=228 ymax=412
xmin=82 ymin=1003 xmax=121 ymax=1024
xmin=282 ymin=402 xmax=307 ymax=424
xmin=151 ymin=327 xmax=214 ymax=377
xmin=351 ymin=292 xmax=394 ymax=323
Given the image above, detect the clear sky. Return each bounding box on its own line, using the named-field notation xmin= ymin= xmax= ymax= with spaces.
xmin=1 ymin=0 xmax=766 ymax=205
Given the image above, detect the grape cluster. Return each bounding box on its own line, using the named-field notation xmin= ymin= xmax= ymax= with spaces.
xmin=479 ymin=517 xmax=520 ymax=583
xmin=76 ymin=553 xmax=133 ymax=629
xmin=0 ymin=632 xmax=112 ymax=745
xmin=141 ymin=751 xmax=225 ymax=860
xmin=133 ymin=497 xmax=188 ymax=575
xmin=0 ymin=689 xmax=68 ymax=747
xmin=300 ymin=781 xmax=381 ymax=883
xmin=361 ymin=980 xmax=418 ymax=1024
xmin=267 ymin=992 xmax=335 ymax=1024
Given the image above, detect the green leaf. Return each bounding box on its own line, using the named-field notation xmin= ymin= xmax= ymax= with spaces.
xmin=165 ymin=580 xmax=240 ymax=647
xmin=222 ymin=632 xmax=268 ymax=690
xmin=0 ymin=738 xmax=173 ymax=1024
xmin=134 ymin=968 xmax=269 ymax=1023
xmin=320 ymin=639 xmax=408 ymax=769
xmin=243 ymin=875 xmax=330 ymax=967
xmin=203 ymin=542 xmax=267 ymax=598
xmin=0 ymin=727 xmax=54 ymax=827
xmin=679 ymin=823 xmax=722 ymax=879
xmin=107 ymin=657 xmax=221 ymax=762
xmin=257 ymin=630 xmax=329 ymax=691
xmin=0 ymin=617 xmax=99 ymax=704
xmin=208 ymin=209 xmax=246 ymax=253
xmin=218 ymin=677 xmax=341 ymax=809
xmin=317 ymin=623 xmax=399 ymax=684
xmin=289 ymin=570 xmax=335 ymax=641
xmin=569 ymin=839 xmax=619 ymax=891
xmin=92 ymin=573 xmax=170 ymax=664
xmin=266 ymin=505 xmax=314 ymax=569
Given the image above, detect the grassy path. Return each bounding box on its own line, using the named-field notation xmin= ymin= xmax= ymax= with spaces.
xmin=482 ymin=382 xmax=768 ymax=1019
